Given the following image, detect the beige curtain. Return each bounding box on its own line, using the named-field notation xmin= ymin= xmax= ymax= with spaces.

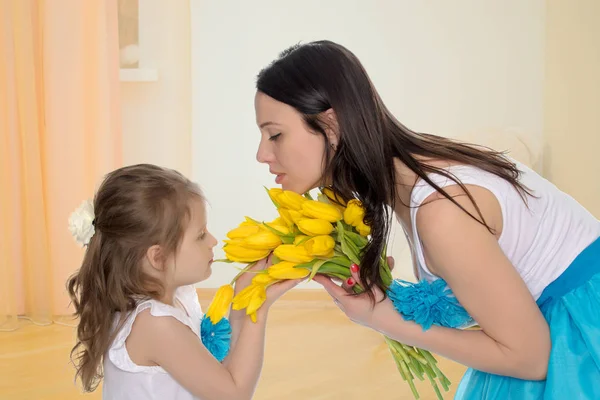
xmin=0 ymin=0 xmax=122 ymax=331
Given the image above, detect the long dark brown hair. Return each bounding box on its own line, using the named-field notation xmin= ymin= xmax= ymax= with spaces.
xmin=66 ymin=164 xmax=203 ymax=391
xmin=256 ymin=40 xmax=532 ymax=301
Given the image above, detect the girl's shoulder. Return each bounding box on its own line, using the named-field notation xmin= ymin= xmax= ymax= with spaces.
xmin=107 ymin=292 xmax=199 ymax=373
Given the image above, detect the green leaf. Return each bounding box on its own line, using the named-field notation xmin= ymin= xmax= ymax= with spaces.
xmin=333 ymin=250 xmax=346 ymax=260
xmin=246 ymin=216 xmax=262 ymax=225
xmin=293 ymin=259 xmax=318 ymax=270
xmin=303 ymin=191 xmax=314 ymax=200
xmin=308 ymin=259 xmax=327 ymax=281
xmin=345 ymin=230 xmax=368 ymax=248
xmin=264 ymin=186 xmax=280 ymax=208
xmin=316 ymin=261 xmax=351 ymax=277
xmin=336 ymin=220 xmax=345 ymax=243
xmin=341 ymin=237 xmax=360 ymax=265
xmin=380 ymin=260 xmax=393 ymax=288
xmin=347 ymin=235 xmax=362 ymax=254
xmin=325 ymin=256 xmax=352 ymax=267
xmin=322 ymin=271 xmax=348 ymax=281
xmin=342 ymin=235 xmax=362 ymax=265
xmin=340 ymin=219 xmax=355 ymax=231
xmin=316 ymin=193 xmax=331 ymax=204
xmin=261 ymin=222 xmax=286 ymax=236
xmin=294 ymin=236 xmax=311 ymax=245
xmin=213 ymin=258 xmax=234 ymax=263
xmin=261 ymin=223 xmax=296 ymax=244
xmin=280 ymin=236 xmax=295 ymax=244
xmin=352 ymin=284 xmax=364 ymax=294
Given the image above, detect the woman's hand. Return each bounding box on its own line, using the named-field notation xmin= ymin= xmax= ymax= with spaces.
xmin=313 ymin=261 xmax=396 ymax=331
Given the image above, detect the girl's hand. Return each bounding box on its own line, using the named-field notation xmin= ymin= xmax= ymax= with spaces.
xmin=232 ymin=254 xmax=304 ymax=315
xmin=263 ymin=278 xmax=303 ymax=308
xmin=232 ymin=255 xmax=272 ymax=294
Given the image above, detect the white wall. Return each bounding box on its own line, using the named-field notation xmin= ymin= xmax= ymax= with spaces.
xmin=190 ymin=0 xmax=546 ymax=288
xmin=544 ymin=0 xmax=600 ymax=218
xmin=121 ymin=0 xmax=192 ymax=176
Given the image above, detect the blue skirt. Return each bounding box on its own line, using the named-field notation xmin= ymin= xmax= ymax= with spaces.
xmin=455 ymin=236 xmax=600 ymax=399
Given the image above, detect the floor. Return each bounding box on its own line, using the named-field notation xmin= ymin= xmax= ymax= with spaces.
xmin=0 ymin=292 xmax=466 ymax=400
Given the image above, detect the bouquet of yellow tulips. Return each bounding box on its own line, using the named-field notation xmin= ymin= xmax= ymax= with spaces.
xmin=204 ymin=187 xmax=452 ymax=399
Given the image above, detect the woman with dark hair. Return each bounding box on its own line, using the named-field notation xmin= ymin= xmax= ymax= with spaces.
xmin=253 ymin=40 xmax=600 ymax=399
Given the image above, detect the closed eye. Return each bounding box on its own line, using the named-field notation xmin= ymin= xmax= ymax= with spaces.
xmin=269 ymin=133 xmax=281 ymax=141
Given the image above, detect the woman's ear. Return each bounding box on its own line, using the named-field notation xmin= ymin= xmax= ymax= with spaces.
xmin=321 ymin=108 xmax=339 ymax=149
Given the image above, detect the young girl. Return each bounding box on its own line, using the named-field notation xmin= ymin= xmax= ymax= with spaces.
xmin=253 ymin=40 xmax=600 ymax=398
xmin=67 ymin=164 xmax=300 ymax=400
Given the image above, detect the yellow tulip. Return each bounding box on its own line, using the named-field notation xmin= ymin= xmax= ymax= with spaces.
xmin=294 ymin=235 xmax=309 ymax=245
xmin=273 ymin=244 xmax=314 ymax=263
xmin=239 ymin=216 xmax=259 ymax=227
xmin=278 ymin=208 xmax=295 ymax=228
xmin=297 ymin=218 xmax=334 ymax=236
xmin=252 ymin=273 xmax=278 ymax=286
xmin=316 ymin=194 xmax=345 ymax=214
xmin=304 ymin=235 xmax=335 ymax=256
xmin=205 ymin=284 xmax=234 ymax=323
xmin=288 ymin=209 xmax=305 ymax=224
xmin=242 ymin=230 xmax=282 ymax=250
xmin=356 ymin=222 xmax=371 ymax=236
xmin=268 ymin=188 xmax=283 ymax=205
xmin=267 ymin=261 xmax=311 ymax=279
xmin=250 ymin=312 xmax=258 ymax=323
xmin=261 ymin=222 xmax=291 ymax=235
xmin=232 ymin=284 xmax=259 ymax=309
xmin=276 ymin=191 xmax=306 ymax=211
xmin=223 ymin=239 xmax=245 ymax=248
xmin=343 ymin=199 xmax=365 ymax=226
xmin=223 ymin=244 xmax=271 ymax=263
xmin=321 ymin=250 xmax=335 ymax=258
xmin=302 ymin=200 xmax=343 ymax=222
xmin=226 ymin=225 xmax=261 ymax=239
xmin=245 ymin=285 xmax=267 ymax=315
xmin=271 ymin=217 xmax=286 ymax=227
xmin=322 ymin=187 xmax=347 ymax=206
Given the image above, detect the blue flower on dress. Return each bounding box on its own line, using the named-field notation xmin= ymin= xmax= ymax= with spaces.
xmin=387 ymin=278 xmax=474 ymax=331
xmin=200 ymin=314 xmax=231 ymax=362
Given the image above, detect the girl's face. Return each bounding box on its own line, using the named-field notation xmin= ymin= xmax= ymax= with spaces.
xmin=254 ymin=91 xmax=328 ymax=194
xmin=169 ymin=199 xmax=217 ymax=286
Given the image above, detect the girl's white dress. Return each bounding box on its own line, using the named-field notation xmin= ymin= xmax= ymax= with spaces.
xmin=102 ymin=285 xmax=203 ymax=400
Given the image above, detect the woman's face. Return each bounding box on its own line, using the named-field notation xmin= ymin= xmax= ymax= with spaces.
xmin=254 ymin=91 xmax=328 ymax=194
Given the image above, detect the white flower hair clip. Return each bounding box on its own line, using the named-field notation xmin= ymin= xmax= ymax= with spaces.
xmin=68 ymin=199 xmax=96 ymax=247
